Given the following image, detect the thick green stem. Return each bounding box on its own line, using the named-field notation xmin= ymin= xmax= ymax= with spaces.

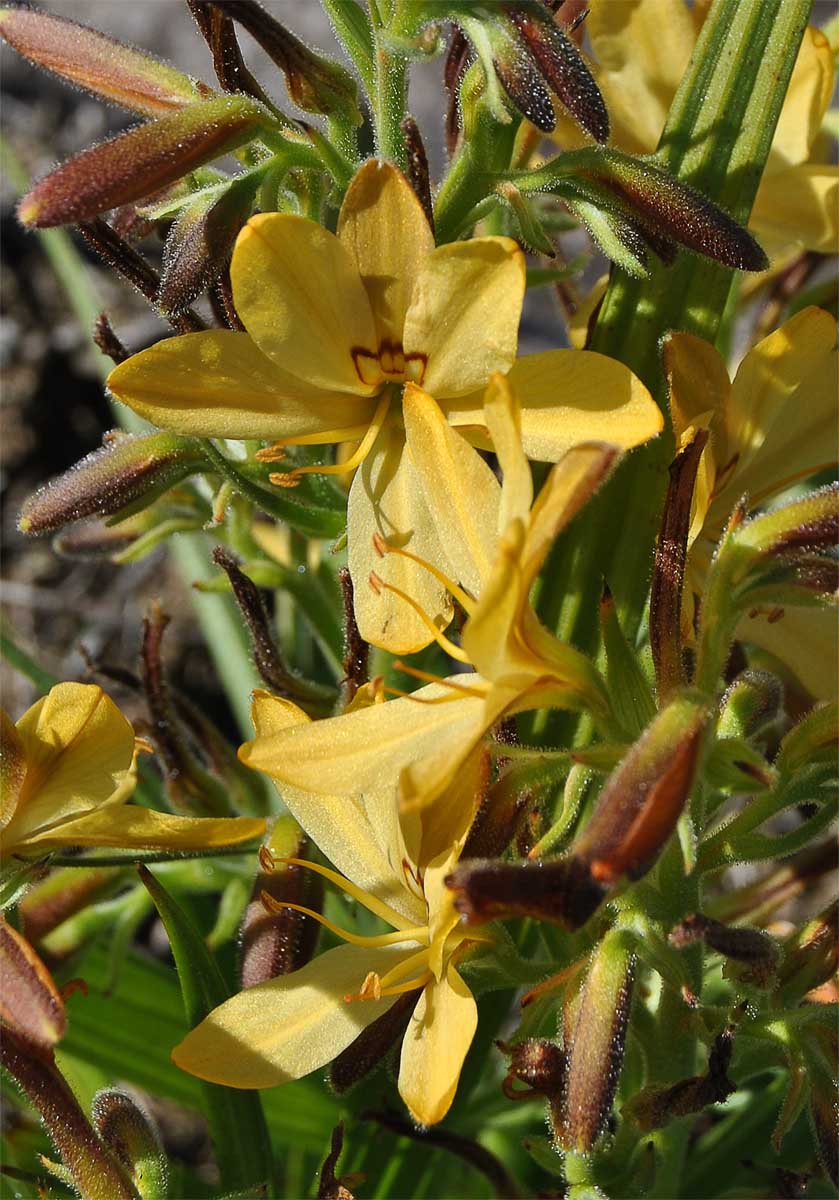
xmin=373 ymin=46 xmax=407 ymax=167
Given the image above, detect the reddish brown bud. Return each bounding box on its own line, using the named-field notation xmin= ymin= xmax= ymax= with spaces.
xmin=670 ymin=914 xmax=779 ymax=990
xmin=500 ymin=1038 xmax=566 ymax=1100
xmin=491 ymin=32 xmax=556 ymax=133
xmin=559 ymin=931 xmax=634 ymax=1152
xmin=624 ymin=1028 xmax=735 ymax=1132
xmin=502 ymin=3 xmax=608 ymax=142
xmin=573 ymin=692 xmax=709 ymax=883
xmin=19 ymin=866 xmax=120 ymax=946
xmin=446 ymin=854 xmax=605 ymax=930
xmin=329 ymin=992 xmax=415 ymax=1095
xmin=239 ymin=817 xmax=324 ymax=988
xmin=0 ymin=922 xmax=66 ymax=1053
xmin=18 ymin=431 xmax=205 ymax=535
xmin=0 ymin=6 xmax=210 ymax=116
xmin=18 ymin=95 xmax=271 ymax=228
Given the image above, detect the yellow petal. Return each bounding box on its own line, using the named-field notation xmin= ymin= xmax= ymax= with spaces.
xmin=423 ymin=847 xmax=466 ymax=978
xmin=568 ymin=275 xmax=608 ymax=350
xmin=738 ymin=607 xmax=838 ymax=703
xmin=404 ymin=238 xmax=525 ymax=398
xmin=442 ymin=350 xmax=662 ymax=462
xmin=663 ymin=331 xmax=731 ymax=443
xmin=726 ymin=308 xmax=837 ymax=469
xmin=403 ymin=383 xmax=501 ymax=597
xmin=398 ymin=964 xmax=477 ymax=1125
xmin=751 ymin=165 xmax=839 ymax=257
xmin=584 ymin=0 xmax=696 ymax=156
xmin=108 ymin=330 xmax=375 ymax=441
xmin=348 ymin=413 xmax=453 ymax=653
xmin=484 ymin=373 xmax=533 ymax=532
xmin=767 ymin=27 xmax=835 ymax=171
xmin=173 ymin=943 xmax=416 ymax=1088
xmin=6 ymin=684 xmax=135 ymax=851
xmin=17 ymin=806 xmax=264 ymax=852
xmin=460 ymin=524 xmax=529 ymax=684
xmin=245 ymin=691 xmax=424 ymax=924
xmin=338 ymin=160 xmax=435 ymax=347
xmin=1 ymin=710 xmax=26 ymax=831
xmin=231 ymin=213 xmax=377 ymax=395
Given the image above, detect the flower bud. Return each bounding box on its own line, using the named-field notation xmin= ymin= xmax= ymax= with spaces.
xmin=717 ymin=670 xmax=783 ymax=741
xmin=737 ymin=485 xmax=839 ymax=558
xmin=446 ymin=854 xmax=605 ymax=930
xmin=670 ymin=913 xmax=779 ymax=991
xmin=20 ymin=866 xmax=120 ymax=946
xmin=239 ymin=817 xmax=324 ymax=988
xmin=0 ymin=922 xmax=66 ymax=1054
xmin=776 ymin=702 xmax=838 ymax=777
xmin=501 ymin=2 xmax=608 ymax=142
xmin=558 ymin=930 xmax=634 ymax=1152
xmin=158 ymin=173 xmax=261 ymax=315
xmin=91 ymin=1089 xmax=168 ymax=1200
xmin=495 ymin=181 xmax=555 ymax=255
xmin=516 ymin=147 xmax=768 ymax=271
xmin=488 ymin=26 xmax=556 ymax=133
xmin=53 ymin=513 xmax=154 ymax=562
xmin=500 ymin=1038 xmax=566 ymax=1100
xmin=624 ymin=1028 xmax=734 ymax=1133
xmin=776 ymin=903 xmax=839 ymax=1006
xmin=573 ymin=692 xmax=709 ymax=884
xmin=461 ymin=754 xmax=533 ymax=861
xmin=18 ymin=432 xmax=205 ymax=535
xmin=211 ymin=0 xmax=361 ymax=124
xmin=328 ymin=993 xmax=415 ymax=1095
xmin=18 ymin=95 xmax=273 ymax=228
xmin=0 ymin=6 xmax=210 ymax=116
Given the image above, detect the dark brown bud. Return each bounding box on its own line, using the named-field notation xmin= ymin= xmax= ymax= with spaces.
xmin=624 ymin=1028 xmax=735 ymax=1132
xmin=0 ymin=5 xmax=210 ymax=116
xmin=91 ymin=1089 xmax=168 ymax=1200
xmin=19 ymin=866 xmax=120 ymax=946
xmin=670 ymin=913 xmax=779 ymax=991
xmin=318 ymin=1123 xmax=356 ymax=1200
xmin=502 ymin=2 xmax=608 ymax=142
xmin=461 ymin=758 xmax=535 ymax=861
xmin=558 ymin=931 xmax=634 ymax=1152
xmin=491 ymin=30 xmax=556 ymax=133
xmin=240 ymin=818 xmax=324 ymax=988
xmin=0 ymin=922 xmax=66 ymax=1054
xmin=210 ymin=0 xmax=361 ymax=123
xmin=18 ymin=432 xmax=205 ymax=535
xmin=19 ymin=95 xmax=272 ymax=228
xmin=401 ymin=116 xmax=435 ymax=235
xmin=499 ymin=1038 xmax=566 ymax=1100
xmin=443 ymin=25 xmax=469 ymax=155
xmin=446 ymin=854 xmax=605 ymax=930
xmin=573 ymin=692 xmax=709 ymax=883
xmin=329 ymin=992 xmax=415 ymax=1095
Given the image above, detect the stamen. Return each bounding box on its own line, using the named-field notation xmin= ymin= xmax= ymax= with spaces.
xmin=392 ymin=662 xmax=487 ymax=698
xmin=383 ymin=685 xmax=470 ymax=706
xmin=278 ymin=856 xmax=418 ymax=932
xmin=377 ymin=948 xmax=431 ymax=991
xmin=269 ymin=393 xmax=391 ymax=488
xmin=343 ymin=949 xmax=433 ymax=1002
xmin=368 ymin=576 xmax=470 ymax=663
xmin=261 ymin=894 xmax=427 ymax=949
xmin=258 ymin=844 xmax=276 ymax=873
xmin=262 ymin=423 xmax=373 ymax=450
xmin=371 ymin=533 xmax=475 ymax=614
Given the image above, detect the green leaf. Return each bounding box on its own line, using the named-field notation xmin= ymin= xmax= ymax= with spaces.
xmin=138 ymin=867 xmax=274 ymax=1194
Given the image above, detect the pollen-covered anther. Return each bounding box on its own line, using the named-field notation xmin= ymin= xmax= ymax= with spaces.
xmin=372 ymin=531 xmax=391 ymax=558
xmin=345 ymin=971 xmax=383 ymax=1003
xmin=258 ymin=844 xmax=276 ymax=874
xmin=255 ymin=444 xmax=288 ymax=464
xmin=369 ymin=570 xmax=384 ymax=596
xmin=269 ymin=470 xmax=303 ymax=489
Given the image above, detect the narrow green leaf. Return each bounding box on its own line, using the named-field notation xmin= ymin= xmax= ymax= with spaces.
xmin=138 ymin=867 xmax=274 ymax=1195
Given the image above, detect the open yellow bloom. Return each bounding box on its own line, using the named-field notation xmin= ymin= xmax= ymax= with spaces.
xmin=664 ymin=306 xmax=838 ymax=700
xmin=1 ymin=682 xmax=264 ymax=857
xmin=108 ymin=159 xmax=661 ymax=652
xmin=239 ymin=377 xmax=619 ymax=868
xmin=173 ymin=690 xmax=489 ymax=1126
xmin=553 ymin=2 xmax=837 ymax=264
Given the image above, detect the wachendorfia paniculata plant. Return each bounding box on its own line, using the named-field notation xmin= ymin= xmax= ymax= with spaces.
xmin=0 ymin=1 xmax=836 ymax=1197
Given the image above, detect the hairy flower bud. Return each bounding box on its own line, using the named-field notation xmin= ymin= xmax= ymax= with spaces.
xmin=776 ymin=903 xmax=839 ymax=1005
xmin=573 ymin=692 xmax=709 ymax=884
xmin=328 ymin=992 xmax=416 ymax=1095
xmin=18 ymin=432 xmax=205 ymax=535
xmin=500 ymin=1038 xmax=566 ymax=1100
xmin=624 ymin=1028 xmax=735 ymax=1132
xmin=91 ymin=1089 xmax=168 ymax=1200
xmin=240 ymin=818 xmax=324 ymax=988
xmin=0 ymin=6 xmax=210 ymax=116
xmin=0 ymin=922 xmax=66 ymax=1054
xmin=670 ymin=913 xmax=780 ymax=991
xmin=718 ymin=670 xmax=783 ymax=741
xmin=558 ymin=931 xmax=634 ymax=1152
xmin=18 ymin=95 xmax=272 ymax=228
xmin=446 ymin=854 xmax=605 ymax=930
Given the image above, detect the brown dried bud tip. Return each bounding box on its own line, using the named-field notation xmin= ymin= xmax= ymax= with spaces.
xmin=0 ymin=922 xmax=66 ymax=1055
xmin=499 ymin=1038 xmax=566 ymax=1100
xmin=0 ymin=6 xmax=210 ymax=116
xmin=318 ymin=1123 xmax=356 ymax=1200
xmin=670 ymin=913 xmax=779 ymax=990
xmin=573 ymin=691 xmax=709 ymax=884
xmin=558 ymin=931 xmax=634 ymax=1153
xmin=446 ymin=854 xmax=605 ymax=930
xmin=624 ymin=1028 xmax=735 ymax=1133
xmin=19 ymin=432 xmax=204 ymax=536
xmin=18 ymin=95 xmax=271 ymax=229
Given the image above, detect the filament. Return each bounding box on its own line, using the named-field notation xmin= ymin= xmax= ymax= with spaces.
xmin=278 ymin=855 xmax=417 ymax=931
xmin=260 ymin=894 xmax=426 ymax=949
xmin=372 ymin=532 xmax=476 ymax=614
xmin=369 ymin=575 xmax=470 ymax=663
xmin=270 ymin=392 xmax=391 ymax=487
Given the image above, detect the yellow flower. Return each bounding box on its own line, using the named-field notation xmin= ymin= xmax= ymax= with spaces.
xmin=553 ymin=2 xmax=838 ymax=264
xmin=172 ymin=690 xmax=490 ymax=1126
xmin=238 ymin=377 xmax=619 ymax=868
xmin=663 ymin=306 xmax=838 ymax=700
xmin=1 ymin=682 xmax=265 ymax=857
xmin=107 ymin=159 xmax=662 ymax=653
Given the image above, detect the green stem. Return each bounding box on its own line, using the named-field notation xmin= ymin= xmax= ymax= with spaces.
xmin=373 ymin=46 xmax=407 ymax=167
